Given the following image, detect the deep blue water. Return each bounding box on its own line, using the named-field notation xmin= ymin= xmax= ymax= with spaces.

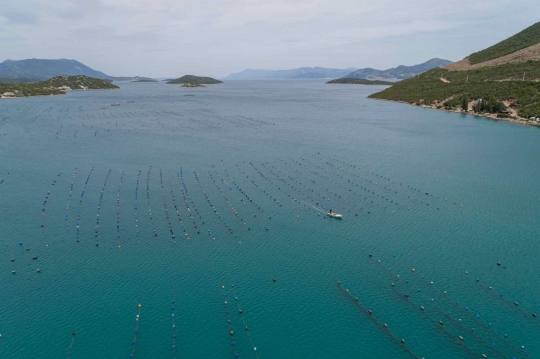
xmin=1 ymin=80 xmax=539 ymax=359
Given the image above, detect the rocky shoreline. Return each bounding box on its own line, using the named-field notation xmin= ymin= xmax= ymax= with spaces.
xmin=371 ymin=98 xmax=540 ymax=127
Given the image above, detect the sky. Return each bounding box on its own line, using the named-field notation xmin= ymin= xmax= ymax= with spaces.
xmin=1 ymin=0 xmax=539 ymax=78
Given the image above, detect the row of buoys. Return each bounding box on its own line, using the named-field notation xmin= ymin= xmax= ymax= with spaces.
xmin=233 ymin=163 xmax=283 ymax=216
xmin=93 ymin=169 xmax=112 ymax=245
xmin=134 ymin=170 xmax=141 ymax=237
xmin=146 ymin=166 xmax=158 ymax=237
xmin=64 ymin=168 xmax=78 ymax=220
xmin=210 ymin=168 xmax=256 ymax=236
xmin=130 ymin=304 xmax=142 ymax=358
xmin=285 ymin=157 xmax=406 ymax=214
xmin=231 ymin=285 xmax=259 ymax=358
xmin=171 ymin=300 xmax=177 ymax=357
xmin=116 ymin=171 xmax=124 ymax=247
xmin=75 ymin=168 xmax=95 ymax=242
xmin=470 ymin=274 xmax=539 ymax=324
xmin=363 ymin=250 xmax=531 ymax=357
xmin=390 ymin=282 xmax=504 ymax=359
xmin=316 ymin=153 xmax=461 ymax=209
xmin=298 ymin=156 xmax=421 ymax=211
xmin=222 ymin=285 xmax=240 ymax=357
xmin=40 ymin=172 xmax=61 ymax=227
xmin=248 ymin=162 xmax=322 ymax=218
xmin=283 ymin=157 xmax=401 ymax=213
xmin=337 ymin=283 xmax=423 ymax=359
xmin=159 ymin=169 xmax=175 ymax=239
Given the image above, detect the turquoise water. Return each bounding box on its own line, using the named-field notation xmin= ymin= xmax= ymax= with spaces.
xmin=1 ymin=80 xmax=539 ymax=359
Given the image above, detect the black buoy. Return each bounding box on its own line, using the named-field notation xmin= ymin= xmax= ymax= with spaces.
xmin=532 ymin=313 xmax=537 ymax=317
xmin=72 ymin=331 xmax=76 ymax=336
xmin=272 ymin=278 xmax=276 ymax=283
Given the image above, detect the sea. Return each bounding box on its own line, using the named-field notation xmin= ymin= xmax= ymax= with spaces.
xmin=0 ymin=80 xmax=539 ymax=359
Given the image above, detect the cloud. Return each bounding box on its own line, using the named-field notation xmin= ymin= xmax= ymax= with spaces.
xmin=0 ymin=0 xmax=539 ymax=77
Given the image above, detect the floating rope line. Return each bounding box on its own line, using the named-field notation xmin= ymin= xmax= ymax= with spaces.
xmin=146 ymin=166 xmax=158 ymax=237
xmin=265 ymin=161 xmax=344 ymax=214
xmin=116 ymin=171 xmax=124 ymax=248
xmin=222 ymin=286 xmax=240 ymax=358
xmin=314 ymin=153 xmax=461 ymax=209
xmin=179 ymin=167 xmax=203 ymax=235
xmin=94 ymin=169 xmax=112 ymax=246
xmin=256 ymin=162 xmax=327 ymax=217
xmin=233 ymin=163 xmax=282 ymax=216
xmin=209 ymin=169 xmax=250 ymax=236
xmin=337 ymin=283 xmax=423 ymax=359
xmin=40 ymin=172 xmax=61 ymax=228
xmin=66 ymin=331 xmax=76 ymax=359
xmin=134 ymin=170 xmax=141 ymax=238
xmin=166 ymin=169 xmax=183 ymax=241
xmin=130 ymin=304 xmax=142 ymax=358
xmin=388 ymin=282 xmax=494 ymax=359
xmin=222 ymin=168 xmax=269 ymax=219
xmin=75 ymin=168 xmax=94 ymax=242
xmin=469 ymin=274 xmax=539 ymax=324
xmin=64 ymin=168 xmax=78 ymax=221
xmin=231 ymin=285 xmax=260 ymax=358
xmin=161 ymin=169 xmax=176 ymax=239
xmin=206 ymin=170 xmax=242 ymax=239
xmin=279 ymin=158 xmax=380 ymax=214
xmin=171 ymin=300 xmax=177 ymax=358
xmin=279 ymin=158 xmax=372 ymax=214
xmin=191 ymin=169 xmax=216 ymax=240
xmin=248 ymin=162 xmax=317 ymax=218
xmin=362 ymin=250 xmax=529 ymax=357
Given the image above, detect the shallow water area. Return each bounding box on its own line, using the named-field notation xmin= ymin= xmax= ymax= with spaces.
xmin=1 ymin=80 xmax=540 ymax=358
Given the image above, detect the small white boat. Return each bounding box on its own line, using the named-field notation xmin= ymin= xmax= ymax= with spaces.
xmin=327 ymin=212 xmax=343 ymax=219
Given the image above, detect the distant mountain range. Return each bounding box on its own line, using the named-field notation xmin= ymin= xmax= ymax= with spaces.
xmin=344 ymin=58 xmax=453 ymax=80
xmin=0 ymin=59 xmax=152 ymax=82
xmin=223 ymin=67 xmax=358 ymax=80
xmin=224 ymin=59 xmax=452 ymax=81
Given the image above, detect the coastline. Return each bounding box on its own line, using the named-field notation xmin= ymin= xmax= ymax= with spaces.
xmin=370 ymin=97 xmax=540 ymax=127
xmin=0 ymin=88 xmax=118 ymax=99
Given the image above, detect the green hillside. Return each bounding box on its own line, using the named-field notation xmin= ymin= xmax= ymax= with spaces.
xmin=469 ymin=22 xmax=540 ymax=64
xmin=166 ymin=75 xmax=223 ymax=85
xmin=40 ymin=75 xmax=118 ymax=90
xmin=326 ymin=78 xmax=395 ymax=85
xmin=1 ymin=75 xmax=119 ymax=98
xmin=369 ymin=61 xmax=540 ymax=119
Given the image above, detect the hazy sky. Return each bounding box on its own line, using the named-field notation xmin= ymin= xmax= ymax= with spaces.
xmin=1 ymin=0 xmax=539 ymax=77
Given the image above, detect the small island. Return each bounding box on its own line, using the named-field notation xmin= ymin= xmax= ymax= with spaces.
xmin=180 ymin=83 xmax=207 ymax=88
xmin=1 ymin=75 xmax=119 ymax=98
xmin=130 ymin=77 xmax=158 ymax=83
xmin=166 ymin=75 xmax=223 ymax=85
xmin=326 ymin=78 xmax=395 ymax=85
